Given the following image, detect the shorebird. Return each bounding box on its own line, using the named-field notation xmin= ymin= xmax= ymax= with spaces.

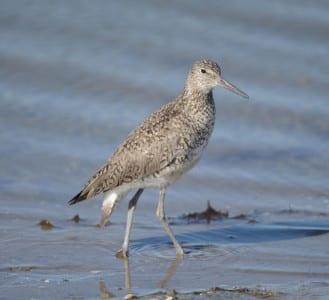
xmin=69 ymin=60 xmax=248 ymax=258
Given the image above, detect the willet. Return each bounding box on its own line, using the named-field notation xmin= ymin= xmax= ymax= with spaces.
xmin=69 ymin=60 xmax=248 ymax=258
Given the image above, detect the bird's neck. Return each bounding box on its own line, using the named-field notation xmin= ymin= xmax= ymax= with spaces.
xmin=177 ymin=88 xmax=216 ymax=146
xmin=180 ymin=88 xmax=216 ymax=118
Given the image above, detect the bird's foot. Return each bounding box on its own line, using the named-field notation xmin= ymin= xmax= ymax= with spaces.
xmin=115 ymin=249 xmax=129 ymax=259
xmin=96 ymin=219 xmax=109 ymax=228
xmin=96 ymin=213 xmax=112 ymax=227
xmin=175 ymin=245 xmax=185 ymax=257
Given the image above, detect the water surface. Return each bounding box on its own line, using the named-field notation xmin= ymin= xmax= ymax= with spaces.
xmin=1 ymin=1 xmax=329 ymax=299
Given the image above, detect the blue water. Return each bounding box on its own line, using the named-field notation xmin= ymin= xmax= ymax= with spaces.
xmin=1 ymin=1 xmax=329 ymax=299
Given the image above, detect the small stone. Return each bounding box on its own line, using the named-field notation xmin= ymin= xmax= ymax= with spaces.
xmin=72 ymin=214 xmax=80 ymax=223
xmin=39 ymin=219 xmax=54 ymax=230
xmin=124 ymin=293 xmax=137 ymax=300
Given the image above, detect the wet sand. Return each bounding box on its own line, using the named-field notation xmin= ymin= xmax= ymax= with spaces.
xmin=1 ymin=205 xmax=328 ymax=299
xmin=1 ymin=0 xmax=329 ymax=299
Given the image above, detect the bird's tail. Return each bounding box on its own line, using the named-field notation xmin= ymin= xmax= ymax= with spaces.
xmin=68 ymin=162 xmax=113 ymax=206
xmin=68 ymin=191 xmax=87 ymax=205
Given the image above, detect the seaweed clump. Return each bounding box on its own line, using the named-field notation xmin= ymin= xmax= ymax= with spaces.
xmin=183 ymin=201 xmax=229 ymax=224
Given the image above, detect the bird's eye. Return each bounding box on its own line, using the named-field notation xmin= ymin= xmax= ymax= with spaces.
xmin=201 ymin=68 xmax=206 ymax=74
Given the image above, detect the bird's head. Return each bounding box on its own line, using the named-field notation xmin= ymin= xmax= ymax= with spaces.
xmin=186 ymin=60 xmax=249 ymax=99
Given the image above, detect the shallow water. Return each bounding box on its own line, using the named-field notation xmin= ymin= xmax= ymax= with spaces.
xmin=1 ymin=0 xmax=329 ymax=299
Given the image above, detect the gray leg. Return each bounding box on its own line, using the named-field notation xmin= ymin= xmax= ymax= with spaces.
xmin=116 ymin=189 xmax=144 ymax=259
xmin=156 ymin=187 xmax=184 ymax=256
xmin=99 ymin=191 xmax=128 ymax=227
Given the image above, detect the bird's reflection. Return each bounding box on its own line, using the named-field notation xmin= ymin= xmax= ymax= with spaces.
xmin=159 ymin=255 xmax=182 ymax=289
xmin=98 ymin=255 xmax=183 ymax=298
xmin=99 ymin=280 xmax=115 ymax=299
xmin=123 ymin=256 xmax=131 ymax=290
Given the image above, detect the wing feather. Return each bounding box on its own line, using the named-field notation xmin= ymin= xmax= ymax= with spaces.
xmin=69 ymin=99 xmax=188 ymax=203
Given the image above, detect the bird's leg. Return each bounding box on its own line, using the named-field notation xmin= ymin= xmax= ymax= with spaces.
xmin=156 ymin=187 xmax=184 ymax=256
xmin=99 ymin=191 xmax=128 ymax=227
xmin=116 ymin=189 xmax=144 ymax=259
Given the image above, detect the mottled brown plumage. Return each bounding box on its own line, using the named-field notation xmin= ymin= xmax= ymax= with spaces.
xmin=69 ymin=60 xmax=248 ymax=257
